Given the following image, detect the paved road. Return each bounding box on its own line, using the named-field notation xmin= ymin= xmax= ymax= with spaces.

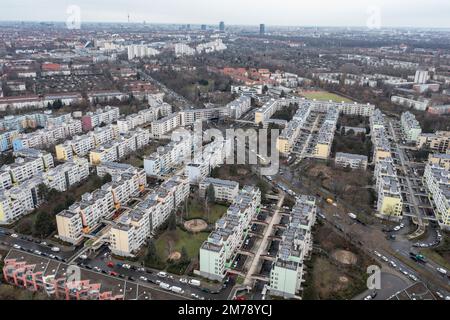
xmin=81 ymin=247 xmax=234 ymax=300
xmin=0 ymin=228 xmax=76 ymax=260
xmin=354 ymin=270 xmax=410 ymax=300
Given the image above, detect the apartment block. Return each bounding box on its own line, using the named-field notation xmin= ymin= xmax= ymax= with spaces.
xmin=0 ymin=130 xmax=19 ymax=151
xmin=226 ymin=96 xmax=252 ymax=119
xmin=424 ymin=164 xmax=450 ymax=229
xmin=401 ymin=112 xmax=422 ymax=143
xmin=0 ymin=149 xmax=54 ymax=187
xmin=0 ymin=176 xmax=43 ymax=224
xmin=311 ymin=108 xmax=339 ymax=160
xmin=428 ymin=153 xmax=450 ymax=171
xmin=186 ymin=139 xmax=232 ymax=184
xmin=12 ymin=120 xmax=82 ymax=151
xmin=0 ymin=110 xmax=72 ymax=131
xmin=254 ymin=98 xmax=298 ymax=124
xmin=374 ymin=157 xmax=403 ymax=219
xmin=335 ymin=152 xmax=368 ymax=170
xmin=127 ymin=44 xmax=160 ymax=60
xmin=109 ymin=175 xmax=189 ymax=257
xmin=42 ymin=158 xmax=90 ymax=192
xmin=81 ymin=106 xmax=120 ymax=131
xmin=276 ymin=103 xmax=311 ymax=155
xmin=117 ymin=103 xmax=171 ymax=134
xmin=55 ymin=125 xmax=118 ymax=161
xmin=199 ymin=186 xmax=261 ymax=280
xmin=391 ymin=96 xmax=430 ymax=111
xmin=179 ymin=107 xmax=230 ymax=126
xmin=89 ymin=129 xmax=150 ymax=165
xmin=144 ymin=135 xmax=192 ymax=176
xmin=417 ymin=131 xmax=450 ymax=153
xmin=198 ymin=177 xmax=239 ymax=203
xmin=371 ymin=126 xmax=392 ymax=162
xmin=56 ymin=170 xmax=146 ymax=244
xmin=150 ymin=113 xmax=180 ymax=139
xmin=269 ymin=195 xmax=316 ymax=298
xmin=96 ymin=162 xmax=139 ymax=178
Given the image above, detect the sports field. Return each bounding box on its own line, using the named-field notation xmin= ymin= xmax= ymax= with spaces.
xmin=301 ymin=90 xmax=353 ymax=103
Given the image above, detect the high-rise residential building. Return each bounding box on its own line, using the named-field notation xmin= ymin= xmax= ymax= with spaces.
xmin=400 ymin=111 xmax=422 ymax=143
xmin=199 ymin=186 xmax=261 ymax=280
xmin=260 ymin=24 xmax=265 ymax=35
xmin=219 ymin=21 xmax=225 ymax=32
xmin=269 ymin=195 xmax=316 ymax=298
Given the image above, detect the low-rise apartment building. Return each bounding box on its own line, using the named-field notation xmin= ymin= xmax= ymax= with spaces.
xmin=3 ymin=250 xmax=128 ymax=300
xmin=335 ymin=152 xmax=368 ymax=170
xmin=391 ymin=95 xmax=430 ymax=111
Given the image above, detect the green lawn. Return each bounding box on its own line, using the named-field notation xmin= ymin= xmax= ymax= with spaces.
xmin=154 ymin=227 xmax=208 ymax=261
xmin=185 ymin=198 xmax=228 ymax=224
xmin=302 ymin=91 xmax=353 ymax=103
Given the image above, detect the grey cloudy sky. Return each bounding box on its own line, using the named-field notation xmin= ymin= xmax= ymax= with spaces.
xmin=1 ymin=0 xmax=449 ymax=28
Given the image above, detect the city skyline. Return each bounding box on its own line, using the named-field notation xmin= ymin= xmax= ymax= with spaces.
xmin=0 ymin=0 xmax=449 ymax=28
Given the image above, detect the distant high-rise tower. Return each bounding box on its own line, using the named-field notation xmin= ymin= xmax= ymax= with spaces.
xmin=201 ymin=24 xmax=207 ymax=31
xmin=219 ymin=21 xmax=225 ymax=32
xmin=260 ymin=24 xmax=265 ymax=35
xmin=186 ymin=24 xmax=191 ymax=30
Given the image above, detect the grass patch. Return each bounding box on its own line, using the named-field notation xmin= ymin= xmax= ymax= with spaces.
xmin=154 ymin=227 xmax=208 ymax=261
xmin=185 ymin=198 xmax=228 ymax=224
xmin=301 ymin=91 xmax=353 ymax=103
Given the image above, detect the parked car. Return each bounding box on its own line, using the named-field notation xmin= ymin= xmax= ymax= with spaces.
xmin=437 ymin=267 xmax=447 ymax=275
xmin=179 ymin=278 xmax=188 ymax=284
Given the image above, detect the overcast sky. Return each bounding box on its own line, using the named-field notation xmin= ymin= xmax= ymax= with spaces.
xmin=1 ymin=0 xmax=449 ymax=28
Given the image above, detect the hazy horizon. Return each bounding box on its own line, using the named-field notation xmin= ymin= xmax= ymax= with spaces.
xmin=0 ymin=0 xmax=449 ymax=28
